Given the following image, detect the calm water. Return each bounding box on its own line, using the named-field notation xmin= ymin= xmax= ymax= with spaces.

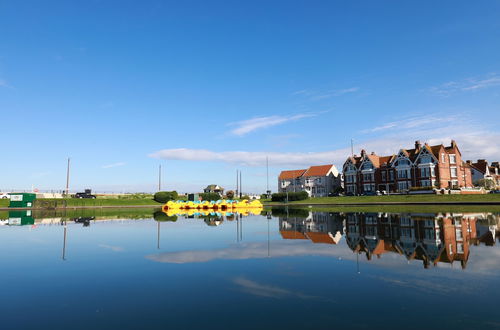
xmin=1 ymin=208 xmax=500 ymax=329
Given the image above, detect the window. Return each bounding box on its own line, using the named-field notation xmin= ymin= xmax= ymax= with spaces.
xmin=389 ymin=171 xmax=394 ymax=181
xmin=398 ymin=181 xmax=408 ymax=191
xmin=362 ymin=162 xmax=373 ymax=170
xmin=398 ymin=159 xmax=410 ymax=166
xmin=420 ymin=155 xmax=432 ymax=164
xmin=450 ymin=167 xmax=457 ymax=178
xmin=363 ymin=173 xmax=374 ymax=181
xmin=381 ymin=171 xmax=386 ymax=181
xmin=456 ymin=229 xmax=463 ymax=240
xmin=421 ymin=180 xmax=431 ymax=187
xmin=420 ymin=167 xmax=430 ymax=177
xmin=449 ymin=154 xmax=456 ymax=164
xmin=363 ymin=183 xmax=375 ymax=192
xmin=441 ymin=153 xmax=446 ymax=163
xmin=398 ymin=169 xmax=410 ymax=179
xmin=457 ymin=243 xmax=464 ymax=254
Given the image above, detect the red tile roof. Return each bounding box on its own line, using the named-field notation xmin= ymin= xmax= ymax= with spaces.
xmin=306 ymin=232 xmax=337 ymax=244
xmin=303 ymin=165 xmax=334 ymax=177
xmin=278 ymin=169 xmax=306 ymax=180
xmin=280 ymin=230 xmax=307 ymax=240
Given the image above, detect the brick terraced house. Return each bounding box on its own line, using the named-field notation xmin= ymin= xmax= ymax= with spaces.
xmin=343 ymin=140 xmax=473 ymax=195
xmin=278 ymin=164 xmax=341 ymax=197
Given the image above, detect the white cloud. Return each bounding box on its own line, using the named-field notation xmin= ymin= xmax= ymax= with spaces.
xmin=0 ymin=78 xmax=11 ymax=88
xmin=101 ymin=162 xmax=126 ymax=169
xmin=150 ymin=112 xmax=500 ymax=168
xmin=294 ymin=87 xmax=360 ymax=101
xmin=428 ymin=73 xmax=500 ymax=96
xmin=149 ymin=148 xmax=347 ymax=167
xmin=229 ymin=113 xmax=316 ymax=136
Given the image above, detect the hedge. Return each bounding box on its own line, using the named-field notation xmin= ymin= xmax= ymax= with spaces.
xmin=271 ymin=191 xmax=309 ymax=202
xmin=153 ymin=191 xmax=179 ymax=203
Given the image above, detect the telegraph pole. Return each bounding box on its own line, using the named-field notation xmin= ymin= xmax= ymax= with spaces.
xmin=65 ymin=158 xmax=70 ymax=196
xmin=351 ymin=139 xmax=354 ymax=157
xmin=239 ymin=170 xmax=242 ymax=198
xmin=158 ymin=164 xmax=162 ymax=191
xmin=266 ymin=156 xmax=269 ymax=192
xmin=236 ymin=169 xmax=239 ymax=197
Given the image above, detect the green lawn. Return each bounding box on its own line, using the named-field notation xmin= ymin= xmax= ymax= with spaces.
xmin=0 ymin=197 xmax=162 ymax=208
xmin=264 ymin=193 xmax=500 ymax=205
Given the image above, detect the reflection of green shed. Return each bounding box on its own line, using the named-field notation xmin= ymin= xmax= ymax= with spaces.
xmin=8 ymin=210 xmax=35 ymax=226
xmin=9 ymin=193 xmax=37 ymax=208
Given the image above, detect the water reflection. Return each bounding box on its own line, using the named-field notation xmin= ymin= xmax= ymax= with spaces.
xmin=278 ymin=210 xmax=499 ymax=269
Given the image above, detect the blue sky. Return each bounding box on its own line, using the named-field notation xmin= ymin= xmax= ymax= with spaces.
xmin=1 ymin=0 xmax=499 ymax=193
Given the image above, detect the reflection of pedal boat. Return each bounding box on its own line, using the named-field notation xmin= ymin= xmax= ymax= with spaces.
xmin=162 ymin=199 xmax=263 ymax=211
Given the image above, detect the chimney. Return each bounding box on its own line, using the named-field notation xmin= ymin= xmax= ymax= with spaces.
xmin=451 ymin=140 xmax=457 ymax=148
xmin=371 ymin=152 xmax=376 ymax=155
xmin=361 ymin=149 xmax=366 ymax=157
xmin=415 ymin=140 xmax=421 ymax=150
xmin=477 ymin=159 xmax=487 ymax=163
xmin=466 ymin=160 xmax=472 ymax=165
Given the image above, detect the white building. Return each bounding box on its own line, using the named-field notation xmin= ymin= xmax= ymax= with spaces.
xmin=278 ymin=164 xmax=341 ymax=197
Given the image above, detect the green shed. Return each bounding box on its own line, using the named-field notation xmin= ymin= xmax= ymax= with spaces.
xmin=8 ymin=210 xmax=35 ymax=226
xmin=9 ymin=193 xmax=37 ymax=208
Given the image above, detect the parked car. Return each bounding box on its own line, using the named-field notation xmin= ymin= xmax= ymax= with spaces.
xmin=345 ymin=192 xmax=355 ymax=196
xmin=0 ymin=193 xmax=10 ymax=199
xmin=363 ymin=191 xmax=377 ymax=196
xmin=489 ymin=190 xmax=500 ymax=194
xmin=72 ymin=189 xmax=96 ymax=199
xmin=73 ymin=216 xmax=95 ymax=227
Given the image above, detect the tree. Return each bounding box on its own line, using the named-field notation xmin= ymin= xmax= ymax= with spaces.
xmin=226 ymin=190 xmax=235 ymax=199
xmin=154 ymin=191 xmax=178 ymax=203
xmin=475 ymin=179 xmax=495 ymax=190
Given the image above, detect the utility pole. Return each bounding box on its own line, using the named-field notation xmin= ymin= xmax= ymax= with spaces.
xmin=158 ymin=164 xmax=162 ymax=191
xmin=236 ymin=169 xmax=239 ymax=197
xmin=351 ymin=139 xmax=354 ymax=157
xmin=65 ymin=158 xmax=70 ymax=196
xmin=266 ymin=156 xmax=269 ymax=195
xmin=239 ymin=170 xmax=242 ymax=198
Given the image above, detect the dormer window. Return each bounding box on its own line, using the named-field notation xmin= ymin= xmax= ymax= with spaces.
xmin=362 ymin=162 xmax=373 ymax=170
xmin=420 ymin=155 xmax=432 ymax=164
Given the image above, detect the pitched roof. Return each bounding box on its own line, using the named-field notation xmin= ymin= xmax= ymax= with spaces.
xmin=278 ymin=169 xmax=306 ymax=180
xmin=303 ymin=165 xmax=334 ymax=177
xmin=280 ymin=230 xmax=307 ymax=240
xmin=472 ymin=161 xmax=488 ymax=174
xmin=306 ymin=232 xmax=337 ymax=244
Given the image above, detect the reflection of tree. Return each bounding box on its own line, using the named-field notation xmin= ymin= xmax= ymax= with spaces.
xmin=153 ymin=211 xmax=178 ymax=222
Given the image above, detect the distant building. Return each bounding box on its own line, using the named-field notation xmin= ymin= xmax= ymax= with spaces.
xmin=203 ymin=184 xmax=224 ymax=196
xmin=278 ymin=164 xmax=341 ymax=197
xmin=343 ymin=140 xmax=473 ymax=194
xmin=467 ymin=159 xmax=500 ymax=188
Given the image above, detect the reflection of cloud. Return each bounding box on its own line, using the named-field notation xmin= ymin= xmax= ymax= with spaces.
xmin=146 ymin=241 xmax=341 ymax=264
xmin=98 ymin=244 xmax=124 ymax=252
xmin=233 ymin=277 xmax=319 ymax=300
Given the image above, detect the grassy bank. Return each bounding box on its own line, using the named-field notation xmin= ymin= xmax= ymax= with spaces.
xmin=264 ymin=194 xmax=500 ymax=205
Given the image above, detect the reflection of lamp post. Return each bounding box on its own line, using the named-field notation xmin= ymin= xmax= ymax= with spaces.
xmin=356 ymin=252 xmax=360 ymax=274
xmin=62 ymin=221 xmax=67 ymax=261
xmin=157 ymin=221 xmax=161 ymax=249
xmin=267 ymin=215 xmax=270 ymax=258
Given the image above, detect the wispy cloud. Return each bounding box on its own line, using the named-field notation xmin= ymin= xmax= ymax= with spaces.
xmin=362 ymin=115 xmax=460 ymax=133
xmin=102 ymin=162 xmax=126 ymax=169
xmin=294 ymin=87 xmax=360 ymax=100
xmin=229 ymin=113 xmax=316 ymax=136
xmin=428 ymin=73 xmax=500 ymax=96
xmin=0 ymin=78 xmax=12 ymax=88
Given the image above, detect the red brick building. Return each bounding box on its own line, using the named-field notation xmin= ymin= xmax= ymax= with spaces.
xmin=343 ymin=140 xmax=473 ymax=194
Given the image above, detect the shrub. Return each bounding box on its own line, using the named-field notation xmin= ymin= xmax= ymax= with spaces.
xmin=200 ymin=192 xmax=221 ymax=201
xmin=153 ymin=191 xmax=179 ymax=203
xmin=271 ymin=191 xmax=309 ymax=202
xmin=270 ymin=207 xmax=310 ymax=218
xmin=226 ymin=190 xmax=235 ymax=199
xmin=409 ymin=186 xmax=434 ymax=191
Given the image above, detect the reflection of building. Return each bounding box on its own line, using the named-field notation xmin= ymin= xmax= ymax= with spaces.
xmin=345 ymin=212 xmax=479 ymax=269
xmin=279 ymin=212 xmax=344 ymax=245
xmin=203 ymin=184 xmax=224 ymax=196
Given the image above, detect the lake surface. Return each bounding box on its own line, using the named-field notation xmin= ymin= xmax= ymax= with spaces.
xmin=1 ymin=208 xmax=499 ymax=329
